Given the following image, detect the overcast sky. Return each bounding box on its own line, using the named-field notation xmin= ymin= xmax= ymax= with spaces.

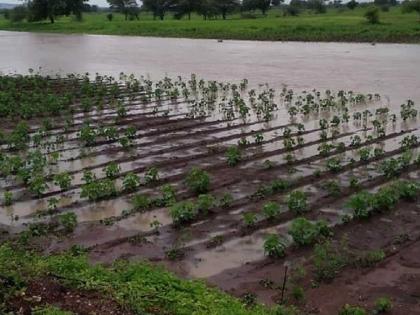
xmin=5 ymin=0 xmax=110 ymax=6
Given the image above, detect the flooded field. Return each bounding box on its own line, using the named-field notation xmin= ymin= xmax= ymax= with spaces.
xmin=1 ymin=32 xmax=420 ymax=314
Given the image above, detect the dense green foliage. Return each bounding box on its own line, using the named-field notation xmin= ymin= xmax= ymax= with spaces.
xmin=0 ymin=243 xmax=278 ymax=315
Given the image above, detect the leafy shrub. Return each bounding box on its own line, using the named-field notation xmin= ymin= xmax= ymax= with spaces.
xmin=160 ymin=184 xmax=177 ymax=206
xmin=289 ymin=218 xmax=332 ymax=246
xmin=347 ymin=191 xmax=373 ymax=219
xmin=4 ymin=191 xmax=13 ymax=206
xmin=196 ymin=194 xmax=216 ymax=214
xmin=226 ymin=146 xmax=242 ymax=166
xmin=287 ymin=191 xmax=308 ymax=214
xmin=365 ymin=6 xmax=380 ymax=24
xmin=80 ymin=179 xmax=117 ymax=201
xmin=375 ymin=297 xmax=392 ymax=313
xmin=371 ymin=186 xmax=400 ymax=212
xmin=243 ymin=212 xmax=257 ymax=227
xmin=123 ymin=172 xmax=140 ymax=192
xmin=313 ymin=241 xmax=347 ymax=282
xmin=144 ymin=167 xmax=159 ymax=184
xmin=262 ymin=202 xmax=281 ymax=219
xmin=132 ymin=194 xmax=152 ymax=211
xmin=356 ymin=249 xmax=385 ymax=267
xmin=185 ymin=167 xmax=210 ymax=194
xmin=263 ymin=234 xmax=286 ymax=258
xmin=339 ymin=304 xmax=367 ymax=315
xmin=58 ymin=212 xmax=78 ymax=233
xmin=53 ymin=172 xmax=72 ymax=191
xmin=104 ymin=162 xmax=121 ymax=179
xmin=170 ymin=201 xmax=197 ymax=225
xmin=395 ymin=180 xmax=419 ymax=201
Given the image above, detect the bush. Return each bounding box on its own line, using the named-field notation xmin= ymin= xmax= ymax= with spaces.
xmin=185 ymin=167 xmax=210 ymax=194
xmin=365 ymin=7 xmax=380 ymax=24
xmin=106 ymin=13 xmax=113 ymax=21
xmin=284 ymin=5 xmax=301 ymax=16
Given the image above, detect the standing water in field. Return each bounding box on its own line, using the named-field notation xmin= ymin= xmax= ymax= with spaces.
xmin=1 ymin=30 xmax=420 ymax=104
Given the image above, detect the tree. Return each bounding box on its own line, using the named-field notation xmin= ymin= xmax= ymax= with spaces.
xmin=213 ymin=0 xmax=240 ymax=19
xmin=173 ymin=0 xmax=198 ymax=19
xmin=402 ymin=0 xmax=420 ymax=18
xmin=26 ymin=0 xmax=87 ymax=23
xmin=27 ymin=0 xmax=65 ymax=23
xmin=107 ymin=0 xmax=139 ymax=20
xmin=346 ymin=0 xmax=358 ymax=10
xmin=196 ymin=0 xmax=219 ymax=19
xmin=242 ymin=0 xmax=273 ymax=15
xmin=142 ymin=0 xmax=175 ymax=20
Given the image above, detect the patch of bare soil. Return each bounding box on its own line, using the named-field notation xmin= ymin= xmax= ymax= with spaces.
xmin=6 ymin=277 xmax=134 ymax=315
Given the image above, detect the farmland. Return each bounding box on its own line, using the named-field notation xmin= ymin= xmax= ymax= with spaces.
xmin=1 ymin=7 xmax=420 ymax=43
xmin=0 ymin=71 xmax=419 ymax=314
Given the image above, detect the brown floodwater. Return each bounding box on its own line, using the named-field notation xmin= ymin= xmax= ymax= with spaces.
xmin=1 ymin=31 xmax=420 ymax=103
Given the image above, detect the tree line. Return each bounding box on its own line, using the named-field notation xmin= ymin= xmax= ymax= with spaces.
xmin=3 ymin=0 xmax=420 ymax=23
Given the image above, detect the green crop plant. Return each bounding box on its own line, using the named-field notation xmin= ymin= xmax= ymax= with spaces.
xmin=123 ymin=172 xmax=140 ymax=192
xmin=358 ymin=147 xmax=371 ymax=162
xmin=104 ymin=162 xmax=121 ymax=179
xmin=313 ymin=241 xmax=347 ymax=282
xmin=371 ymin=186 xmax=400 ymax=212
xmin=226 ymin=146 xmax=242 ymax=167
xmin=29 ymin=174 xmax=48 ymax=198
xmin=326 ymin=157 xmax=343 ymax=173
xmin=160 ymin=184 xmax=177 ymax=206
xmin=196 ymin=194 xmax=216 ymax=215
xmin=339 ymin=304 xmax=367 ymax=315
xmin=131 ymin=194 xmax=152 ymax=212
xmin=395 ymin=180 xmax=419 ymax=201
xmin=262 ymin=202 xmax=281 ymax=219
xmin=263 ymin=234 xmax=286 ymax=258
xmin=323 ymin=180 xmax=341 ymax=197
xmin=82 ymin=170 xmax=96 ymax=184
xmin=287 ymin=191 xmax=308 ymax=214
xmin=80 ymin=178 xmax=117 ymax=201
xmin=289 ymin=218 xmax=332 ymax=246
xmin=243 ymin=212 xmax=257 ymax=227
xmin=53 ymin=172 xmax=72 ymax=191
xmin=254 ymin=132 xmax=264 ymax=145
xmin=58 ymin=212 xmax=78 ymax=233
xmin=170 ymin=201 xmax=198 ymax=226
xmin=3 ymin=191 xmax=13 ymax=206
xmin=374 ymin=297 xmax=392 ymax=313
xmin=347 ymin=191 xmax=373 ymax=219
xmin=79 ymin=123 xmax=97 ymax=146
xmin=144 ymin=167 xmax=159 ymax=184
xmin=185 ymin=167 xmax=210 ymax=194
xmin=219 ymin=193 xmax=233 ymax=208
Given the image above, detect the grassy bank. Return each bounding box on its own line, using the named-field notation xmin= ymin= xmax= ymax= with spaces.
xmin=0 ymin=7 xmax=419 ymax=42
xmin=0 ymin=243 xmax=286 ymax=315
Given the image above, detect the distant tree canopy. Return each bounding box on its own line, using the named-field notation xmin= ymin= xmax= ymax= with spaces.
xmin=24 ymin=0 xmax=87 ymax=23
xmin=402 ymin=0 xmax=420 ymax=16
xmin=107 ymin=0 xmax=139 ymax=20
xmin=242 ymin=0 xmax=283 ymax=15
xmin=346 ymin=0 xmax=359 ymax=10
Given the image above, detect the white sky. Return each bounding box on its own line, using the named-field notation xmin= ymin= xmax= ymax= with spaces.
xmin=4 ymin=0 xmax=110 ymax=6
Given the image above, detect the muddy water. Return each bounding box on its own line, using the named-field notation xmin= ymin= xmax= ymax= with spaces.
xmin=1 ymin=31 xmax=420 ymax=103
